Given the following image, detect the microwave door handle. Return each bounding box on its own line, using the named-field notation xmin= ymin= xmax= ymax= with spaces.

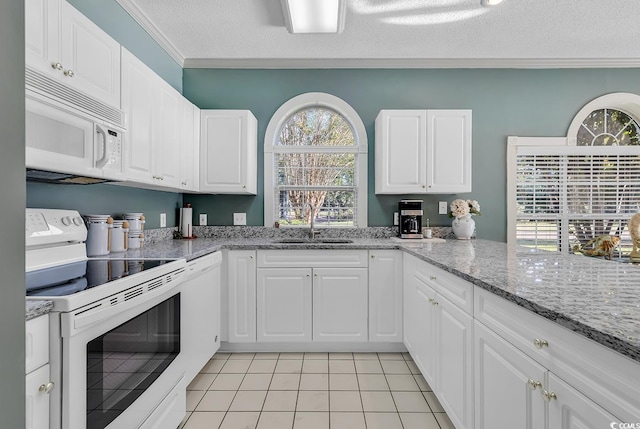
xmin=94 ymin=124 xmax=109 ymax=169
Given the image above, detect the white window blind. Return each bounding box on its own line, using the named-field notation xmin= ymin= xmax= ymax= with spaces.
xmin=515 ymin=146 xmax=640 ymax=254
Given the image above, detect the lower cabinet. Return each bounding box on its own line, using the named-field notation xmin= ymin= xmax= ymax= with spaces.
xmin=403 ymin=253 xmax=473 ymax=429
xmin=312 ymin=268 xmax=368 ymax=342
xmin=226 ymin=250 xmax=257 ymax=343
xmin=368 ymin=250 xmax=403 ymax=342
xmin=256 ymin=268 xmax=312 ymax=342
xmin=26 ymin=315 xmax=52 ymax=429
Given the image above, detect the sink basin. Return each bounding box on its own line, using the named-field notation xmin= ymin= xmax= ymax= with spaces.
xmin=272 ymin=238 xmax=354 ymax=244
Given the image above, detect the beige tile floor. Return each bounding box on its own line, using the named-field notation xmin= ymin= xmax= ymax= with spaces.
xmin=179 ymin=352 xmax=455 ymax=429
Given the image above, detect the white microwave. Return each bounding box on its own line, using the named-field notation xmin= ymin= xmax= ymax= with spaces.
xmin=25 ymin=91 xmax=126 ymax=184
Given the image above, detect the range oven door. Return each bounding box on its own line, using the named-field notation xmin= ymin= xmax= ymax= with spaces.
xmin=60 ymin=288 xmax=185 ymax=429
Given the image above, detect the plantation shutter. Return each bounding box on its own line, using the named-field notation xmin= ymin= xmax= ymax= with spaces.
xmin=514 ymin=145 xmax=640 ymax=253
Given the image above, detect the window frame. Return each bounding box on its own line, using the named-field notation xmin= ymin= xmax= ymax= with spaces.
xmin=507 ymin=92 xmax=640 ymax=250
xmin=264 ymin=92 xmax=368 ymax=228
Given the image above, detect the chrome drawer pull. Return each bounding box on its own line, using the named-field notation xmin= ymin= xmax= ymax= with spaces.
xmin=533 ymin=338 xmax=549 ymax=349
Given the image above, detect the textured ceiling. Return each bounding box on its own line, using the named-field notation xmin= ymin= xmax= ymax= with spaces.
xmin=117 ymin=0 xmax=640 ymax=67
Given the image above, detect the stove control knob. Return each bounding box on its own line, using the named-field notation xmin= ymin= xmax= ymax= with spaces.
xmin=73 ymin=217 xmax=83 ymax=226
xmin=61 ymin=216 xmax=72 ymax=226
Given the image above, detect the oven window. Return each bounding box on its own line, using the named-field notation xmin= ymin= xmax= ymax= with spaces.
xmin=86 ymin=294 xmax=180 ymax=429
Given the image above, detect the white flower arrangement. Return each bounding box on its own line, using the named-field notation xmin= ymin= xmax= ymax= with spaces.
xmin=449 ymin=199 xmax=481 ymax=219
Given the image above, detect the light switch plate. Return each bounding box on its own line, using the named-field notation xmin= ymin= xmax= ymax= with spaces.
xmin=199 ymin=214 xmax=207 ymax=226
xmin=233 ymin=212 xmax=246 ymax=226
xmin=438 ymin=201 xmax=448 ymax=215
xmin=160 ymin=213 xmax=167 ymax=228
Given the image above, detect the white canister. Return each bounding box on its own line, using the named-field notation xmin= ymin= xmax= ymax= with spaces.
xmin=85 ymin=215 xmax=113 ymax=256
xmin=110 ymin=220 xmax=129 ymax=253
xmin=128 ymin=230 xmax=144 ymax=249
xmin=124 ymin=213 xmax=145 ymax=231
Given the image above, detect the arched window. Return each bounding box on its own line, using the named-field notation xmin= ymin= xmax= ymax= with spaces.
xmin=508 ymin=93 xmax=640 ymax=255
xmin=264 ymin=93 xmax=368 ymax=228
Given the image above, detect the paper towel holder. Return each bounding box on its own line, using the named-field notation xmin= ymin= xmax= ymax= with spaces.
xmin=178 ymin=203 xmax=197 ymax=239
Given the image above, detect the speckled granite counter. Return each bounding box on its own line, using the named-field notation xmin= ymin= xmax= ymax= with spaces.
xmin=26 ymin=300 xmax=53 ymax=320
xmin=94 ymin=234 xmax=640 ymax=363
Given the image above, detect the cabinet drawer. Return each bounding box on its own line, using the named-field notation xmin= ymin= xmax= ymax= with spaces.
xmin=257 ymin=250 xmax=368 ymax=268
xmin=413 ymin=257 xmax=473 ymax=314
xmin=26 ymin=315 xmax=49 ymax=374
xmin=474 ymin=287 xmax=640 ymax=422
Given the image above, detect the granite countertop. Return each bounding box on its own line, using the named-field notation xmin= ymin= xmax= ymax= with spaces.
xmin=26 ymin=299 xmax=53 ymax=321
xmin=33 ymin=231 xmax=640 ymax=364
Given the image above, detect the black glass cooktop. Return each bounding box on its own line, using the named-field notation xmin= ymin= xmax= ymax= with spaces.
xmin=26 ymin=259 xmax=175 ymax=297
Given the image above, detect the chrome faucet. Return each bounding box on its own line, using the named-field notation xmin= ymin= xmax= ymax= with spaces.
xmin=308 ymin=205 xmax=320 ymax=240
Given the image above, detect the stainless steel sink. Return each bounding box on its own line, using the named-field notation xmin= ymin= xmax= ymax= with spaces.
xmin=272 ymin=238 xmax=354 ymax=244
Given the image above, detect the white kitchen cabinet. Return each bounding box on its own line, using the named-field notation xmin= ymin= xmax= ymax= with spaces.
xmin=375 ymin=109 xmax=472 ymax=194
xmin=180 ymin=103 xmax=200 ymax=192
xmin=313 ymin=268 xmax=368 ymax=342
xmin=257 ymin=268 xmax=312 ymax=342
xmin=121 ymin=48 xmax=196 ymax=190
xmin=402 ymin=253 xmax=474 ymax=429
xmin=26 ymin=315 xmax=52 ymax=429
xmin=368 ymin=250 xmax=403 ymax=342
xmin=256 ymin=250 xmax=369 ymax=343
xmin=227 ymin=250 xmax=257 ymax=343
xmin=475 ymin=321 xmax=547 ymax=429
xmin=475 ymin=287 xmax=636 ymax=426
xmin=25 ymin=0 xmax=121 ymax=108
xmin=200 ymin=110 xmax=258 ymax=194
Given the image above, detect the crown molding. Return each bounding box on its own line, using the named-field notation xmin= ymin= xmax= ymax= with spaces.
xmin=116 ymin=0 xmax=185 ymax=67
xmin=183 ymin=57 xmax=640 ymax=69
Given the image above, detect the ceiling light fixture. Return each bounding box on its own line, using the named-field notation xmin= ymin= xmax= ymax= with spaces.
xmin=281 ymin=0 xmax=346 ymax=34
xmin=481 ymin=0 xmax=504 ymax=5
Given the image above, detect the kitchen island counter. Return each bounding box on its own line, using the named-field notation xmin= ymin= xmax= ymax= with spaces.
xmin=97 ymin=236 xmax=640 ymax=363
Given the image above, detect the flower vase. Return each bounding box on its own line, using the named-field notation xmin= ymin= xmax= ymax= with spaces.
xmin=452 ymin=214 xmax=475 ymax=239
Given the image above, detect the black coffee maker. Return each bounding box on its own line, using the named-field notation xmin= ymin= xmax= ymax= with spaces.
xmin=399 ymin=200 xmax=423 ymax=238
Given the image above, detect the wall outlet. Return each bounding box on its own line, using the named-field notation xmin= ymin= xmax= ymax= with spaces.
xmin=199 ymin=214 xmax=207 ymax=226
xmin=393 ymin=212 xmax=399 ymax=226
xmin=160 ymin=212 xmax=167 ymax=228
xmin=233 ymin=212 xmax=246 ymax=226
xmin=438 ymin=201 xmax=448 ymax=215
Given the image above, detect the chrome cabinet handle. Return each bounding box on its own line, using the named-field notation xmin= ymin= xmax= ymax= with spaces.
xmin=39 ymin=382 xmax=55 ymax=394
xmin=527 ymin=379 xmax=542 ymax=390
xmin=429 ymin=276 xmax=437 ymax=281
xmin=371 ymin=254 xmax=375 ymax=259
xmin=64 ymin=69 xmax=74 ymax=77
xmin=51 ymin=62 xmax=63 ymax=70
xmin=542 ymin=389 xmax=557 ymax=401
xmin=534 ymin=338 xmax=549 ymax=349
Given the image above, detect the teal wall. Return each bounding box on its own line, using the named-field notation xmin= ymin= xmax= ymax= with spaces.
xmin=183 ymin=68 xmax=640 ymax=242
xmin=27 ymin=183 xmax=182 ymax=229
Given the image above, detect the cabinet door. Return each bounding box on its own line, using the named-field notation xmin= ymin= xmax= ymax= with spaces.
xmin=121 ymin=49 xmax=155 ymax=184
xmin=179 ymin=103 xmax=199 ymax=191
xmin=547 ymin=373 xmax=619 ymax=429
xmin=475 ymin=321 xmax=547 ymax=429
xmin=154 ymin=82 xmax=181 ymax=188
xmin=257 ymin=268 xmax=312 ymax=342
xmin=313 ymin=268 xmax=368 ymax=342
xmin=60 ymin=1 xmax=121 ymax=107
xmin=227 ymin=251 xmax=256 ymax=342
xmin=437 ymin=295 xmax=474 ymax=429
xmin=368 ymin=250 xmax=403 ymax=342
xmin=375 ymin=110 xmax=427 ymax=194
xmin=426 ymin=109 xmax=472 ymax=193
xmin=25 ymin=0 xmax=61 ymax=79
xmin=26 ymin=364 xmax=51 ymax=429
xmin=200 ymin=110 xmax=257 ymax=194
xmin=412 ymin=270 xmax=438 ymax=386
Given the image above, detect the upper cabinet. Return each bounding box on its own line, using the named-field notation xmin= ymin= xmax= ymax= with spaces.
xmin=200 ymin=110 xmax=258 ymax=194
xmin=375 ymin=109 xmax=472 ymax=194
xmin=180 ymin=103 xmax=200 ymax=192
xmin=25 ymin=0 xmax=121 ymax=108
xmin=121 ymin=48 xmax=198 ymax=191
